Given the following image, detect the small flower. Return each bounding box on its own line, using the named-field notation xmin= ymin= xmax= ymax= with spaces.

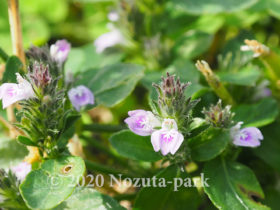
xmin=125 ymin=110 xmax=161 ymax=136
xmin=230 ymin=122 xmax=263 ymax=147
xmin=151 ymin=119 xmax=184 ymax=156
xmin=11 ymin=162 xmax=32 ymax=181
xmin=94 ymin=25 xmax=125 ymax=53
xmin=68 ymin=85 xmax=94 ymax=111
xmin=240 ymin=39 xmax=269 ymax=58
xmin=50 ymin=39 xmax=71 ymax=64
xmin=0 ymin=73 xmax=35 ymax=108
xmin=108 ymin=11 xmax=119 ymax=22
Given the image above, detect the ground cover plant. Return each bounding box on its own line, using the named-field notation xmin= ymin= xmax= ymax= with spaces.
xmin=1 ymin=0 xmax=280 ymax=209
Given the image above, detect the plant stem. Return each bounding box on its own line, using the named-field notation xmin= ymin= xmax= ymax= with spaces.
xmin=7 ymin=0 xmax=25 ymax=130
xmin=7 ymin=0 xmax=25 ymax=66
xmin=0 ymin=48 xmax=9 ymax=61
xmin=84 ymin=159 xmax=137 ymax=179
xmin=83 ymin=123 xmax=126 ymax=133
xmin=80 ymin=135 xmax=128 ymax=166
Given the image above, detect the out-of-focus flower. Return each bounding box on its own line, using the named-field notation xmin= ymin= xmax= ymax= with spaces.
xmin=253 ymin=80 xmax=272 ymax=100
xmin=29 ymin=61 xmax=51 ymax=88
xmin=94 ymin=25 xmax=125 ymax=53
xmin=230 ymin=122 xmax=263 ymax=147
xmin=125 ymin=110 xmax=160 ymax=136
xmin=68 ymin=85 xmax=94 ymax=111
xmin=0 ymin=73 xmax=35 ymax=108
xmin=11 ymin=162 xmax=32 ymax=181
xmin=151 ymin=119 xmax=184 ymax=156
xmin=108 ymin=11 xmax=119 ymax=22
xmin=50 ymin=39 xmax=71 ymax=64
xmin=241 ymin=39 xmax=269 ymax=58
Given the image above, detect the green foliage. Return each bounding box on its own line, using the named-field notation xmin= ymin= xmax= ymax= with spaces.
xmin=20 ymin=156 xmax=86 ymax=210
xmin=76 ymin=63 xmax=145 ymax=107
xmin=0 ymin=137 xmax=28 ymax=169
xmin=173 ymin=0 xmax=258 ymax=14
xmin=254 ymin=123 xmax=280 ymax=172
xmin=54 ymin=187 xmax=125 ymax=210
xmin=232 ymin=98 xmax=279 ymax=127
xmin=134 ymin=165 xmax=201 ymax=210
xmin=203 ymin=158 xmax=269 ymax=210
xmin=188 ymin=128 xmax=231 ymax=161
xmin=2 ymin=56 xmax=23 ymax=83
xmin=110 ymin=130 xmax=162 ymax=162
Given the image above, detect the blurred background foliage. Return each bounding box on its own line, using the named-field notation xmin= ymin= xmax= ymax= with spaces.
xmin=2 ymin=1 xmax=280 ymax=209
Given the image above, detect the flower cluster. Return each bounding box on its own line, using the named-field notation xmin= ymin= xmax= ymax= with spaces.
xmin=125 ymin=73 xmax=198 ymax=156
xmin=202 ymin=99 xmax=234 ymax=128
xmin=125 ymin=110 xmax=184 ymax=156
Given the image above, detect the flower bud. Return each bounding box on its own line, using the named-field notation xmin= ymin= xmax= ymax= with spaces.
xmin=50 ymin=39 xmax=71 ymax=64
xmin=29 ymin=61 xmax=51 ymax=88
xmin=202 ymin=99 xmax=234 ymax=128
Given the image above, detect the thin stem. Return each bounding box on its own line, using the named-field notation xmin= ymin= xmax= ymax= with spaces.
xmin=7 ymin=0 xmax=25 ymax=129
xmin=0 ymin=47 xmax=9 ymax=61
xmin=85 ymin=159 xmax=137 ymax=179
xmin=7 ymin=0 xmax=25 ymax=66
xmin=83 ymin=123 xmax=126 ymax=133
xmin=80 ymin=135 xmax=128 ymax=166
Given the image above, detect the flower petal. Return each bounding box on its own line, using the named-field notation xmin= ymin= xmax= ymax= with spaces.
xmin=151 ymin=130 xmax=161 ymax=152
xmin=170 ymin=131 xmax=184 ymax=155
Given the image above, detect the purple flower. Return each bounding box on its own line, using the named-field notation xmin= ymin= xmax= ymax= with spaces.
xmin=124 ymin=110 xmax=161 ymax=136
xmin=151 ymin=119 xmax=184 ymax=156
xmin=68 ymin=85 xmax=94 ymax=111
xmin=50 ymin=39 xmax=71 ymax=64
xmin=0 ymin=73 xmax=35 ymax=108
xmin=11 ymin=162 xmax=32 ymax=181
xmin=230 ymin=122 xmax=263 ymax=147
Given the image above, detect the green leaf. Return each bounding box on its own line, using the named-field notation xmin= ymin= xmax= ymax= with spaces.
xmin=2 ymin=56 xmax=23 ymax=83
xmin=254 ymin=123 xmax=280 ymax=172
xmin=65 ymin=44 xmax=124 ymax=74
xmin=0 ymin=137 xmax=28 ymax=169
xmin=54 ymin=187 xmax=125 ymax=210
xmin=203 ymin=158 xmax=269 ymax=210
xmin=20 ymin=156 xmax=86 ymax=210
xmin=0 ymin=47 xmax=9 ymax=61
xmin=110 ymin=130 xmax=161 ymax=162
xmin=134 ymin=165 xmax=201 ymax=210
xmin=77 ymin=63 xmax=144 ymax=107
xmin=17 ymin=135 xmax=37 ymax=147
xmin=188 ymin=127 xmax=231 ymax=161
xmin=218 ymin=67 xmax=261 ymax=86
xmin=232 ymin=98 xmax=278 ymax=127
xmin=174 ymin=31 xmax=213 ymax=59
xmin=268 ymin=0 xmax=280 ymax=19
xmin=173 ymin=0 xmax=258 ymax=15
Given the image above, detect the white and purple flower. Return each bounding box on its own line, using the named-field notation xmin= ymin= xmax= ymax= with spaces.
xmin=68 ymin=85 xmax=94 ymax=111
xmin=0 ymin=73 xmax=35 ymax=108
xmin=11 ymin=162 xmax=32 ymax=181
xmin=94 ymin=25 xmax=125 ymax=53
xmin=151 ymin=119 xmax=184 ymax=156
xmin=50 ymin=39 xmax=71 ymax=64
xmin=124 ymin=110 xmax=160 ymax=136
xmin=230 ymin=122 xmax=263 ymax=147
